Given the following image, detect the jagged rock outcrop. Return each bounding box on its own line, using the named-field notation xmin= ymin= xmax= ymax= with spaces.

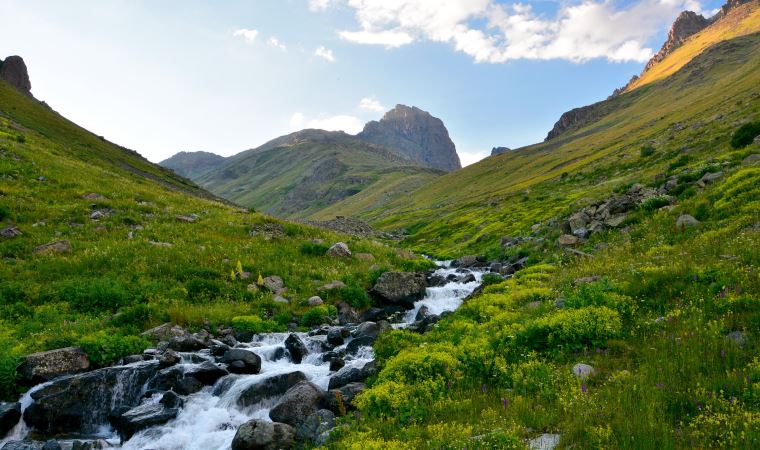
xmin=358 ymin=105 xmax=461 ymax=172
xmin=545 ymin=101 xmax=608 ymax=141
xmin=490 ymin=147 xmax=511 ymax=156
xmin=0 ymin=56 xmax=32 ymax=96
xmin=643 ymin=11 xmax=710 ymax=74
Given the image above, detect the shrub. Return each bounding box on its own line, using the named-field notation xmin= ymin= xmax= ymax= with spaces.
xmin=517 ymin=306 xmax=622 ymax=352
xmin=0 ymin=204 xmax=10 ymax=221
xmin=79 ymin=332 xmax=149 ymax=367
xmin=481 ymin=273 xmax=503 ymax=287
xmin=111 ymin=304 xmax=167 ymax=330
xmin=730 ymin=121 xmax=760 ymax=149
xmin=668 ymin=155 xmax=690 ymax=171
xmin=338 ymin=283 xmax=371 ymax=309
xmin=0 ymin=334 xmax=20 ymax=401
xmin=60 ymin=278 xmax=130 ymax=312
xmin=299 ymin=241 xmax=329 ymax=256
xmin=15 ymin=134 xmax=25 ymax=144
xmin=510 ymin=359 xmax=573 ymax=401
xmin=230 ymin=315 xmax=281 ymax=334
xmin=378 ymin=346 xmax=461 ymax=384
xmin=301 ymin=305 xmax=337 ymax=327
xmin=368 ymin=267 xmax=389 ymax=286
xmin=564 ymin=281 xmax=636 ymax=321
xmin=185 ymin=278 xmax=224 ymax=302
xmin=640 ymin=146 xmax=656 ymax=157
xmin=639 ymin=196 xmax=671 ymax=212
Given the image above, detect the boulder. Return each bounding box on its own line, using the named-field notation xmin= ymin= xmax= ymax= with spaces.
xmin=296 ymin=409 xmax=335 ymax=443
xmin=370 ymin=272 xmax=427 ymax=307
xmin=337 ymin=302 xmax=359 ymax=325
xmin=572 ymin=363 xmax=595 ymax=380
xmin=567 ymin=212 xmax=590 ymax=235
xmin=558 ymin=234 xmax=579 ymax=246
xmin=32 ymin=240 xmax=72 ymax=255
xmin=140 ymin=323 xmax=187 ymax=342
xmin=328 ymin=358 xmax=345 ymax=372
xmin=328 ymin=361 xmax=376 ymax=390
xmin=184 ymin=361 xmax=228 ymax=385
xmin=237 ymin=372 xmax=308 ymax=408
xmin=427 ymin=274 xmax=447 ymax=287
xmin=307 ymin=296 xmax=324 ymax=306
xmin=325 ymin=242 xmax=351 ymax=258
xmin=269 ymin=381 xmax=324 ymax=428
xmin=528 ymin=433 xmax=561 ymax=450
xmin=415 ymin=306 xmax=430 ymax=322
xmin=42 ymin=442 xmax=61 ymax=450
xmin=323 ymin=382 xmax=365 ymax=414
xmin=452 ymin=255 xmax=480 ymax=268
xmin=23 ymin=362 xmax=160 ymax=434
xmin=604 ymin=214 xmax=627 ymax=228
xmin=0 ymin=55 xmax=32 ymax=95
xmin=742 ymin=153 xmax=760 ymax=166
xmin=262 ymin=276 xmax=284 ymax=294
xmin=459 ymin=273 xmax=476 ymax=283
xmin=146 ymin=366 xmax=203 ymax=396
xmin=231 ymin=419 xmax=295 ymax=450
xmin=167 ymin=335 xmax=206 ymax=352
xmin=284 ymin=334 xmax=308 ymax=364
xmin=222 ymin=349 xmax=262 ymax=374
xmin=111 ymin=401 xmax=179 ymax=440
xmin=158 ymin=349 xmax=181 ymax=368
xmin=0 ymin=442 xmax=46 ymax=450
xmin=353 ymin=322 xmax=380 ymax=340
xmin=0 ymin=402 xmax=21 ymax=437
xmin=0 ymin=227 xmax=22 ymax=238
xmin=326 ymin=328 xmax=345 ymax=346
xmin=676 ymin=214 xmax=700 ymax=228
xmin=345 ymin=337 xmax=375 ymax=355
xmin=18 ymin=347 xmax=90 ymax=385
xmin=175 ymin=215 xmax=198 ymax=223
xmin=318 ymin=280 xmax=346 ymax=292
xmin=697 ymin=171 xmax=723 ymax=187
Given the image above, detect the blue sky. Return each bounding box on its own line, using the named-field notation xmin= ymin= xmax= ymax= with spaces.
xmin=0 ymin=0 xmax=724 ymax=165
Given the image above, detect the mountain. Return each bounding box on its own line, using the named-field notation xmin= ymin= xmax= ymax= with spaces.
xmin=160 ymin=151 xmax=226 ymax=179
xmin=358 ymin=104 xmax=461 ymax=172
xmin=191 ymin=129 xmax=443 ymax=218
xmin=490 ymin=146 xmax=511 ymax=156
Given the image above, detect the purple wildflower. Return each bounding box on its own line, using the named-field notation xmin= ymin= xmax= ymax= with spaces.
xmin=581 ymin=383 xmax=588 ymax=393
xmin=502 ymin=397 xmax=509 ymax=409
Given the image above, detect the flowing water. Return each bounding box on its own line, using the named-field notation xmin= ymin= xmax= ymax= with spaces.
xmin=1 ymin=262 xmax=486 ymax=450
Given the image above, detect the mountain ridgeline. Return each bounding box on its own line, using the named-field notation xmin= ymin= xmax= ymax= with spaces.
xmin=160 ymin=105 xmax=457 ymax=218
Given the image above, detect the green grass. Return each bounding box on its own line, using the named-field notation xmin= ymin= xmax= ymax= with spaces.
xmin=0 ymin=80 xmax=427 ymax=399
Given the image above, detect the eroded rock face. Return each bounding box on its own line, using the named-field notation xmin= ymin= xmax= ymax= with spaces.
xmin=0 ymin=55 xmax=32 ymax=96
xmin=490 ymin=146 xmax=511 ymax=156
xmin=358 ymin=104 xmax=461 ymax=172
xmin=642 ymin=11 xmax=710 ymax=74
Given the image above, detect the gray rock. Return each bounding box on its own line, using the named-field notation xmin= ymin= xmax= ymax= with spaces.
xmin=284 ymin=334 xmax=308 ymax=364
xmin=345 ymin=336 xmax=375 ymax=355
xmin=0 ymin=55 xmax=32 ymax=95
xmin=222 ymin=349 xmax=262 ymax=374
xmin=41 ymin=441 xmax=61 ymax=450
xmin=112 ymin=402 xmax=179 ymax=440
xmin=167 ymin=335 xmax=206 ymax=352
xmin=231 ymin=419 xmax=295 ymax=450
xmin=328 ymin=361 xmax=376 ymax=390
xmin=697 ymin=171 xmax=723 ymax=187
xmin=158 ymin=349 xmax=180 ymax=368
xmin=325 ymin=242 xmax=351 ymax=258
xmin=32 ymin=240 xmax=72 ymax=255
xmin=18 ymin=347 xmax=90 ymax=385
xmin=415 ymin=306 xmax=430 ymax=322
xmin=326 ymin=328 xmax=345 ymax=346
xmin=528 ymin=433 xmax=561 ymax=450
xmin=558 ymin=234 xmax=579 ymax=246
xmin=604 ymin=214 xmax=627 ymax=228
xmin=0 ymin=402 xmax=21 ymax=437
xmin=370 ymin=272 xmax=427 ymax=307
xmin=741 ymin=154 xmax=760 ymax=166
xmin=323 ymin=382 xmax=366 ymax=414
xmin=269 ymin=381 xmax=324 ymax=428
xmin=262 ymin=276 xmax=284 ymax=294
xmin=237 ymin=372 xmax=308 ymax=408
xmin=318 ymin=280 xmax=346 ymax=292
xmin=0 ymin=227 xmax=22 ymax=238
xmin=185 ymin=361 xmax=228 ymax=385
xmin=307 ymin=296 xmax=323 ymax=306
xmin=1 ymin=442 xmax=45 ymax=450
xmin=296 ymin=409 xmax=335 ymax=443
xmin=353 ymin=322 xmax=380 ymax=340
xmin=726 ymin=330 xmax=747 ymax=348
xmin=572 ymin=363 xmax=595 ymax=380
xmin=676 ymin=214 xmax=700 ymax=228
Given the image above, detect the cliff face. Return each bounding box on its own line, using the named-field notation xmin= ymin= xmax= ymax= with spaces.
xmin=0 ymin=55 xmax=32 ymax=96
xmin=643 ymin=11 xmax=711 ymax=73
xmin=545 ymin=101 xmax=608 ymax=141
xmin=358 ymin=105 xmax=461 ymax=172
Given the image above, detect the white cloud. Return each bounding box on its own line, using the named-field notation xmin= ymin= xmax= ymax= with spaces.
xmin=359 ymin=96 xmax=386 ymax=112
xmin=308 ymin=0 xmax=335 ymax=11
xmin=315 ymin=0 xmax=707 ymax=63
xmin=290 ymin=112 xmax=364 ymax=134
xmin=458 ymin=149 xmax=489 ymax=167
xmin=267 ymin=37 xmax=287 ymax=51
xmin=233 ymin=28 xmax=259 ymax=44
xmin=314 ymin=46 xmax=336 ymax=62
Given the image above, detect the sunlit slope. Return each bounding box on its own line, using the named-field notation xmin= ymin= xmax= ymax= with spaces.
xmin=368 ymin=33 xmax=760 ymax=257
xmin=627 ymin=1 xmax=760 ymax=91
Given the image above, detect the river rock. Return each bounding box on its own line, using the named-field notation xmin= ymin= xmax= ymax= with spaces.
xmin=328 ymin=358 xmax=345 ymax=372
xmin=32 ymin=240 xmax=72 ymax=255
xmin=415 ymin=306 xmax=430 ymax=322
xmin=323 ymin=382 xmax=366 ymax=414
xmin=1 ymin=442 xmax=46 ymax=450
xmin=284 ymin=334 xmax=309 ymax=364
xmin=337 ymin=302 xmax=359 ymax=325
xmin=111 ymin=401 xmax=179 ymax=440
xmin=345 ymin=336 xmax=374 ymax=355
xmin=236 ymin=371 xmax=308 ymax=408
xmin=147 ymin=366 xmax=203 ymax=396
xmin=158 ymin=349 xmax=180 ymax=368
xmin=0 ymin=402 xmax=21 ymax=437
xmin=327 ymin=361 xmax=376 ymax=390
xmin=222 ymin=349 xmax=262 ymax=374
xmin=325 ymin=242 xmax=351 ymax=258
xmin=296 ymin=409 xmax=335 ymax=443
xmin=269 ymin=381 xmax=324 ymax=428
xmin=352 ymin=322 xmax=380 ymax=340
xmin=231 ymin=419 xmax=295 ymax=450
xmin=184 ymin=361 xmax=228 ymax=385
xmin=24 ymin=361 xmax=160 ymax=434
xmin=676 ymin=214 xmax=700 ymax=228
xmin=370 ymin=272 xmax=427 ymax=308
xmin=18 ymin=347 xmax=90 ymax=385
xmin=41 ymin=441 xmax=61 ymax=450
xmin=167 ymin=335 xmax=206 ymax=352
xmin=326 ymin=328 xmax=345 ymax=346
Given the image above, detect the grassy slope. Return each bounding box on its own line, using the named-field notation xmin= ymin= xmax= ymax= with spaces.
xmin=0 ymin=81 xmax=431 ymax=398
xmin=194 ymin=134 xmax=442 ymax=220
xmin=363 ymin=31 xmax=760 ymax=259
xmin=627 ymin=1 xmax=760 ymax=92
xmin=330 ymin=34 xmax=760 ymax=449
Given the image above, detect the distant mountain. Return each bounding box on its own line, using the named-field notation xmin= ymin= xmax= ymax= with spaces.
xmin=490 ymin=147 xmax=511 ymax=156
xmin=358 ymin=105 xmax=461 ymax=172
xmin=189 ymin=129 xmax=443 ymax=218
xmin=160 ymin=151 xmax=226 ymax=179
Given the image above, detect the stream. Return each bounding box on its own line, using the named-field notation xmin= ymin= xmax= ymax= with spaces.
xmin=1 ymin=263 xmax=485 ymax=450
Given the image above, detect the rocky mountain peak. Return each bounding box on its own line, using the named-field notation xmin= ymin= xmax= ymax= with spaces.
xmin=491 ymin=147 xmax=511 ymax=156
xmin=641 ymin=11 xmax=710 ymax=73
xmin=0 ymin=55 xmax=32 ymax=96
xmin=358 ymin=104 xmax=461 ymax=172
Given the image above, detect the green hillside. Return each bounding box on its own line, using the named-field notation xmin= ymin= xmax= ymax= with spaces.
xmin=0 ymin=79 xmax=430 ymax=398
xmin=330 ymin=33 xmax=760 ymax=449
xmin=362 ymin=32 xmax=760 ymax=259
xmin=193 ymin=130 xmax=443 ymax=219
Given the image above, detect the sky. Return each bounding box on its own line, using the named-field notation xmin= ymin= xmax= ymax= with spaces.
xmin=0 ymin=0 xmax=724 ymax=166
